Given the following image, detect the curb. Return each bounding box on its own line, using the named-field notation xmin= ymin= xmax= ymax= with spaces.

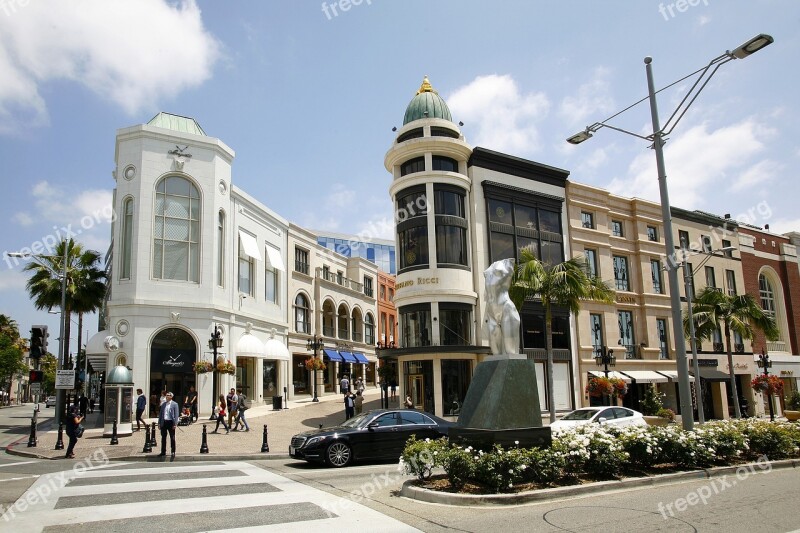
xmin=399 ymin=459 xmax=798 ymax=506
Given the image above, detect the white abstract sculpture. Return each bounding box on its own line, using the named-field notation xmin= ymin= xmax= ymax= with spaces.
xmin=483 ymin=258 xmax=521 ymax=355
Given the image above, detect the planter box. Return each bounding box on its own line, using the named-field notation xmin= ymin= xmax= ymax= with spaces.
xmin=784 ymin=410 xmax=800 ymax=422
xmin=644 ymin=415 xmax=671 ymax=427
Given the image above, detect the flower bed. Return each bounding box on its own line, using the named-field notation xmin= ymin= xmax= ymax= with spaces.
xmin=401 ymin=419 xmax=800 ymax=494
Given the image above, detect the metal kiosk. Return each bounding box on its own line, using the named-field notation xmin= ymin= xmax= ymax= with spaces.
xmin=103 ymin=365 xmax=134 ymax=437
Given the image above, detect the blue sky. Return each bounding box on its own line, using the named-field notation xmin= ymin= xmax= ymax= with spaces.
xmin=0 ymin=0 xmax=797 ymax=353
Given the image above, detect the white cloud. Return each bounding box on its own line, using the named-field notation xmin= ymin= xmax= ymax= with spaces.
xmin=731 ymin=160 xmax=783 ymax=192
xmin=0 ymin=270 xmax=27 ymax=292
xmin=559 ymin=67 xmax=615 ymax=126
xmin=13 ymin=181 xmax=113 ymax=233
xmin=12 ymin=212 xmax=33 ymax=226
xmin=0 ymin=0 xmax=220 ymax=134
xmin=768 ymin=218 xmax=800 ymax=236
xmin=448 ymin=74 xmax=550 ymax=156
xmin=327 ymin=184 xmax=357 ymax=209
xmin=697 ymin=15 xmax=711 ymax=26
xmin=607 ymin=118 xmax=774 ymax=208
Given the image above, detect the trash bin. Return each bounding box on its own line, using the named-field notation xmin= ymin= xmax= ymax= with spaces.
xmin=272 ymin=396 xmax=282 ymax=410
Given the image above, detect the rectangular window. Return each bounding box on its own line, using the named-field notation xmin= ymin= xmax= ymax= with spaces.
xmin=380 ymin=284 xmax=386 ymax=300
xmin=389 ymin=288 xmax=394 ymax=302
xmin=702 ymin=235 xmax=712 ymax=253
xmin=364 ymin=276 xmax=374 ymax=297
xmin=651 ymin=259 xmax=663 ymax=294
xmin=656 ymin=318 xmax=669 ymax=359
xmin=585 ymin=249 xmax=598 ymax=278
xmin=294 ymin=248 xmax=309 ymax=275
xmin=611 ymin=220 xmax=624 ymax=237
xmin=239 ymin=238 xmax=254 ymax=296
xmin=722 ymin=239 xmax=733 ymax=257
xmin=647 ymin=225 xmax=658 ymax=242
xmin=439 ymin=303 xmax=472 ymax=346
xmin=265 ymin=262 xmax=278 ymax=304
xmin=725 ymin=269 xmax=737 ymax=296
xmin=678 ymin=230 xmax=690 ymax=249
xmin=121 ymin=199 xmax=133 ymax=279
xmin=590 ymin=314 xmax=603 ymax=352
xmin=705 ymin=266 xmax=716 ymax=289
xmin=686 ymin=262 xmax=695 ymax=299
xmin=400 ymin=156 xmax=425 ymax=176
xmin=613 ymin=255 xmax=629 ymax=291
xmin=441 ymin=360 xmax=471 ymax=416
xmin=400 ymin=305 xmax=432 ymax=348
xmin=432 ymin=156 xmax=458 ymax=172
xmin=618 ymin=311 xmax=636 ymax=358
xmin=435 ymin=187 xmax=468 ymax=266
xmin=581 ymin=211 xmax=594 ymax=229
xmin=216 ymin=212 xmax=224 ymax=286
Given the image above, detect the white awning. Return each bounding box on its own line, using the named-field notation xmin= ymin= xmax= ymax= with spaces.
xmin=236 ymin=333 xmax=264 ymax=357
xmin=264 ymin=337 xmax=290 ymax=361
xmin=657 ymin=370 xmax=680 ymax=381
xmin=265 ymin=245 xmax=285 ymax=272
xmin=238 ymin=230 xmax=262 ymax=261
xmin=588 ymin=370 xmax=631 ymax=383
xmin=620 ymin=370 xmax=669 ymax=383
xmin=86 ymin=330 xmax=110 ymax=355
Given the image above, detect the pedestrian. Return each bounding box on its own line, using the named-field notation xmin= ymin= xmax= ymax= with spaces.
xmin=354 ymin=390 xmax=364 ymax=415
xmin=158 ymin=391 xmax=179 ymax=459
xmin=404 ymin=394 xmax=413 ymax=409
xmin=159 ymin=389 xmax=167 ymax=406
xmin=340 ymin=374 xmax=350 ymax=395
xmin=233 ymin=388 xmax=250 ymax=431
xmin=89 ymin=395 xmax=95 ymax=414
xmin=135 ymin=388 xmax=148 ymax=431
xmin=79 ymin=394 xmax=88 ymax=417
xmin=344 ymin=392 xmax=355 ymax=420
xmin=187 ymin=385 xmax=198 ymax=422
xmin=356 ymin=377 xmax=365 ymax=395
xmin=64 ymin=405 xmax=84 ymax=459
xmin=390 ymin=379 xmax=397 ymax=399
xmin=226 ymin=388 xmax=238 ymax=428
xmin=212 ymin=394 xmax=229 ymax=434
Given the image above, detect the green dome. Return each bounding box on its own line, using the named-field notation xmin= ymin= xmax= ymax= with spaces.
xmin=106 ymin=365 xmax=133 ymax=385
xmin=403 ymin=76 xmax=452 ymax=125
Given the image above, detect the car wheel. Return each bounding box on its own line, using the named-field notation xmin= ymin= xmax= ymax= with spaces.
xmin=325 ymin=441 xmax=351 ymax=468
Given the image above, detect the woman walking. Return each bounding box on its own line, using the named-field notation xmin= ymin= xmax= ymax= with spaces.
xmin=212 ymin=394 xmax=229 ymax=434
xmin=64 ymin=405 xmax=84 ymax=459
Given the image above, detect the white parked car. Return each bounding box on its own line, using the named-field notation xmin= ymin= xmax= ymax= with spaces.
xmin=44 ymin=396 xmax=56 ymax=408
xmin=549 ymin=406 xmax=647 ymax=433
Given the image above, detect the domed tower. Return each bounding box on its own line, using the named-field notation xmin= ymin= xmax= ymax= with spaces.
xmin=384 ymin=77 xmax=480 ymax=415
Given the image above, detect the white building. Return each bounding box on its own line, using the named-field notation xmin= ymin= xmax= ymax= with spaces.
xmin=88 ymin=113 xmax=291 ymax=416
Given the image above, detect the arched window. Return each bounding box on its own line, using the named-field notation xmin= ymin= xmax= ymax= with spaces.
xmin=364 ymin=313 xmax=375 ymax=345
xmin=758 ymin=270 xmax=788 ymax=351
xmin=153 ymin=176 xmax=200 ymax=282
xmin=295 ymin=294 xmax=310 ymax=333
xmin=759 ymin=274 xmax=776 ymax=317
xmin=120 ymin=198 xmax=134 ymax=279
xmin=217 ymin=211 xmax=225 ymax=287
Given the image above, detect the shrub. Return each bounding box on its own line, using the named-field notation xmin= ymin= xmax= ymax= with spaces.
xmin=519 ymin=447 xmax=565 ymax=485
xmin=440 ymin=445 xmax=476 ymax=490
xmin=616 ymin=425 xmax=663 ymax=467
xmin=472 ymin=445 xmax=528 ymax=493
xmin=736 ymin=419 xmax=796 ymax=459
xmin=400 ymin=435 xmax=446 ymax=480
xmin=640 ymin=386 xmax=664 ymax=416
xmin=554 ymin=426 xmax=628 ymax=479
xmin=656 ymin=407 xmax=676 ymax=421
xmin=694 ymin=421 xmax=748 ymax=463
xmin=786 ymin=390 xmax=800 ymax=411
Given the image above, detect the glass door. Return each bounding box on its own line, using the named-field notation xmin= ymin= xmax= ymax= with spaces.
xmin=408 ymin=374 xmax=424 ymax=409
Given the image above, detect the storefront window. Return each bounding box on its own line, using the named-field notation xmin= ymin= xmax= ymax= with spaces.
xmin=441 ymin=360 xmax=471 ymax=416
xmin=403 ymin=360 xmax=434 ymax=414
xmin=263 ymin=361 xmax=277 ymax=399
xmin=439 ymin=304 xmax=472 ymax=345
xmin=400 ymin=304 xmax=432 ymax=347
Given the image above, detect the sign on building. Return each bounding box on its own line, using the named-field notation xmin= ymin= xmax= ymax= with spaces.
xmin=55 ymin=370 xmax=75 ymax=389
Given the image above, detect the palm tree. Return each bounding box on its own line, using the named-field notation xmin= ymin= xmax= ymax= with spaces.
xmin=685 ymin=287 xmax=779 ymax=419
xmin=22 ymin=239 xmax=106 ymax=367
xmin=510 ymin=249 xmax=615 ymax=423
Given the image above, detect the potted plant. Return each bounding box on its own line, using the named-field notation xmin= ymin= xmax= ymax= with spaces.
xmin=586 ymin=377 xmax=614 ymax=398
xmin=193 ymin=361 xmax=213 ymax=374
xmin=304 ymin=357 xmax=326 ymax=372
xmin=784 ymin=390 xmax=800 ymax=422
xmin=751 ymin=375 xmax=783 ymax=395
xmin=216 ymin=360 xmax=236 ymax=375
xmin=639 ymin=385 xmax=671 ymax=426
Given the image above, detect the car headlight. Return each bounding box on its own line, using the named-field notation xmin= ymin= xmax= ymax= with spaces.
xmin=305 ymin=436 xmax=329 ymax=447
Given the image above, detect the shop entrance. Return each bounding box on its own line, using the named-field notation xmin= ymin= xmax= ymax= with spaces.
xmin=408 ymin=374 xmax=425 ymax=409
xmin=150 ymin=328 xmax=197 ymax=414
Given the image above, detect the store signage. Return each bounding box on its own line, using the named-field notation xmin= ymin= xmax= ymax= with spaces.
xmin=697 ymin=359 xmax=718 ymax=367
xmin=396 ymin=277 xmax=440 ymax=290
xmin=781 ymin=370 xmax=794 ymax=376
xmin=616 ymin=295 xmax=637 ymax=304
xmin=151 ymin=348 xmax=195 ymax=374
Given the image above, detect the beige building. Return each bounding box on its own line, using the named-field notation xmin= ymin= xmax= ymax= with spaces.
xmin=287 ymin=224 xmax=379 ymax=400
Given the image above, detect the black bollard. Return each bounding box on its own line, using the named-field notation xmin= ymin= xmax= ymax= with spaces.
xmin=260 ymin=424 xmax=269 ymax=453
xmin=54 ymin=422 xmax=65 ymax=450
xmin=110 ymin=419 xmax=119 ymax=445
xmin=27 ymin=418 xmax=37 ymax=448
xmin=150 ymin=422 xmax=158 ymax=448
xmin=142 ymin=425 xmax=152 ymax=453
xmin=200 ymin=424 xmax=209 ymax=454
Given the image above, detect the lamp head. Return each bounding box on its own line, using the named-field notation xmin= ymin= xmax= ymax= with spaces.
xmin=567 ymin=130 xmax=593 ymax=145
xmin=731 ymin=34 xmax=773 ymax=59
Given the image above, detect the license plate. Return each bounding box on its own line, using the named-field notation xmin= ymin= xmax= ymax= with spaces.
xmin=289 ymin=446 xmax=295 ymax=455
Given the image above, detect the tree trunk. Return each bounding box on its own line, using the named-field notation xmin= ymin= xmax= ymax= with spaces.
xmin=545 ymin=306 xmax=556 ymax=423
xmin=724 ymin=322 xmax=742 ymax=418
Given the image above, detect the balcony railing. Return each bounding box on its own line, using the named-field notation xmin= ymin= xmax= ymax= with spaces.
xmin=622 ymin=344 xmax=639 ymax=359
xmin=319 ymin=269 xmax=363 ymax=292
xmin=767 ymin=341 xmax=787 ymax=353
xmin=295 ymin=260 xmax=310 ymax=275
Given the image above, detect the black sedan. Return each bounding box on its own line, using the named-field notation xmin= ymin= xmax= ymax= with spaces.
xmin=289 ymin=409 xmax=454 ymax=467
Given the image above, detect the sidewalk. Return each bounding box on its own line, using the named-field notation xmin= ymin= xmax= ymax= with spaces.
xmin=7 ymin=388 xmax=397 ymax=461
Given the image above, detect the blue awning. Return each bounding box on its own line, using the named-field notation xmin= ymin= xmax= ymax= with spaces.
xmin=323 ymin=349 xmax=343 ymax=362
xmin=339 ymin=351 xmax=357 ymax=363
xmin=353 ymin=352 xmax=369 ymax=364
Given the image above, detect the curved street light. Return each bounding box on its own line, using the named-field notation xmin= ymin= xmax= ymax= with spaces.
xmin=567 ymin=34 xmax=773 ymax=431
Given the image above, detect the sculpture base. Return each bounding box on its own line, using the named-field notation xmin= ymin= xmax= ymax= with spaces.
xmin=449 ymin=426 xmax=552 ymax=450
xmin=457 ymin=354 xmax=544 ymax=429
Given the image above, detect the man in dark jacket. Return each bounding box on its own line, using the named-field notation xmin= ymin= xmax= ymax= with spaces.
xmin=135 ymin=388 xmax=148 ymax=431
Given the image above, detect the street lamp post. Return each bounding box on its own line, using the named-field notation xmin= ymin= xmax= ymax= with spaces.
xmin=567 ymin=34 xmax=773 ymax=430
xmin=594 ymin=346 xmax=615 ymax=406
xmin=307 ymin=335 xmax=324 ymax=402
xmin=756 ymin=351 xmax=774 ymax=421
xmin=208 ymin=325 xmax=223 ymax=413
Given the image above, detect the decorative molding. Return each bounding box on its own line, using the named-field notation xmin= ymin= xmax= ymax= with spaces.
xmin=170 ymin=312 xmax=181 ymax=323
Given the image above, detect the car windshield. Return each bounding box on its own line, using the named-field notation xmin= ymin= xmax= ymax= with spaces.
xmin=339 ymin=412 xmax=371 ymax=428
xmin=561 ymin=409 xmax=598 ymax=421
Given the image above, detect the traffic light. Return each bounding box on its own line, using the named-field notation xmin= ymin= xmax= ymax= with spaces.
xmin=29 ymin=370 xmax=43 ymax=383
xmin=30 ymin=325 xmax=48 ymax=358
